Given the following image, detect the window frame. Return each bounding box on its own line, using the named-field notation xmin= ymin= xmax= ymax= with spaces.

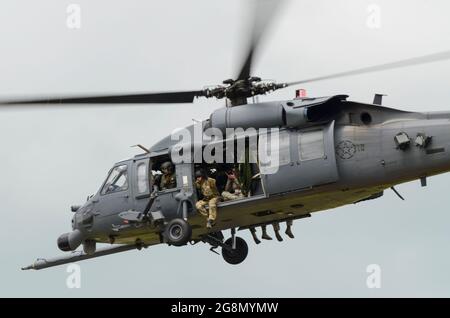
xmin=298 ymin=129 xmax=325 ymax=162
xmin=100 ymin=164 xmax=129 ymax=196
xmin=136 ymin=162 xmax=149 ymax=195
xmin=259 ymin=129 xmax=291 ymax=173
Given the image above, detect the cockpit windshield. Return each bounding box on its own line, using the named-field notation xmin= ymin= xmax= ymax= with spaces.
xmin=101 ymin=164 xmax=128 ymax=195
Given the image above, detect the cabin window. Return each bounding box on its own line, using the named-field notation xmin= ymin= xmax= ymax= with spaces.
xmin=259 ymin=130 xmax=291 ymax=173
xmin=101 ymin=165 xmax=128 ymax=195
xmin=136 ymin=163 xmax=149 ymax=194
xmin=298 ymin=130 xmax=325 ymax=161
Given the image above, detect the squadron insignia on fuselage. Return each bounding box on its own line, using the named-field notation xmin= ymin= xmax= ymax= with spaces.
xmin=336 ymin=140 xmax=356 ymax=160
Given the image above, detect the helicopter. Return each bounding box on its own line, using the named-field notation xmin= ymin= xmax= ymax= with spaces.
xmin=9 ymin=0 xmax=450 ymax=270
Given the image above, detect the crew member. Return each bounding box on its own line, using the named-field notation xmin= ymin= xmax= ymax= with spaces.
xmin=195 ymin=170 xmax=220 ymax=229
xmin=159 ymin=161 xmax=176 ymax=190
xmin=221 ymin=167 xmax=244 ymax=201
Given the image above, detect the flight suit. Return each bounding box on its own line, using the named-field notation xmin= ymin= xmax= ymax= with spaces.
xmin=221 ymin=178 xmax=244 ymax=201
xmin=195 ymin=177 xmax=220 ymax=223
xmin=159 ymin=173 xmax=176 ymax=190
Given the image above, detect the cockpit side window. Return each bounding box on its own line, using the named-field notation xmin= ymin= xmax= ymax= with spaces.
xmin=101 ymin=164 xmax=129 ymax=195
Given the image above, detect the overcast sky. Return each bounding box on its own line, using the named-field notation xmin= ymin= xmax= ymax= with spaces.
xmin=1 ymin=0 xmax=450 ymax=297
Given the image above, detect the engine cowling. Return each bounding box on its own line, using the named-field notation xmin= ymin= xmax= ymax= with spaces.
xmin=209 ymin=95 xmax=347 ymax=132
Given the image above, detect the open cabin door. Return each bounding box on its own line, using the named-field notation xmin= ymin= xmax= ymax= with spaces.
xmin=191 ymin=131 xmax=266 ymax=199
xmin=260 ymin=121 xmax=339 ymax=195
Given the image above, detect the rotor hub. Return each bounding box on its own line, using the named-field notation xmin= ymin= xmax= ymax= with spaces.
xmin=202 ymin=77 xmax=287 ymax=105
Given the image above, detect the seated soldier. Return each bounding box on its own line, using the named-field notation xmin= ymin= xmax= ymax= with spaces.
xmin=159 ymin=161 xmax=176 ymax=190
xmin=195 ymin=170 xmax=220 ymax=229
xmin=221 ymin=167 xmax=244 ymax=201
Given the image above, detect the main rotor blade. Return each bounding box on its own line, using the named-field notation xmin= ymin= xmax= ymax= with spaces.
xmin=236 ymin=0 xmax=286 ymax=81
xmin=0 ymin=90 xmax=205 ymax=105
xmin=287 ymin=50 xmax=450 ymax=86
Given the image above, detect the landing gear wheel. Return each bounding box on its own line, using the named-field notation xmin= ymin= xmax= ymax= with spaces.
xmin=221 ymin=237 xmax=248 ymax=265
xmin=164 ymin=218 xmax=192 ymax=246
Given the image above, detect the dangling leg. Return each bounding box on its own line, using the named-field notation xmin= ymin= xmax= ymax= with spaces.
xmin=249 ymin=227 xmax=261 ymax=244
xmin=207 ymin=197 xmax=219 ymax=229
xmin=196 ymin=200 xmax=209 ymax=228
xmin=261 ymin=225 xmax=272 ymax=240
xmin=273 ymin=222 xmax=283 ymax=242
xmin=285 ymin=219 xmax=295 ymax=239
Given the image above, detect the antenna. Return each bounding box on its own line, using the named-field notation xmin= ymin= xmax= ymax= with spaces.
xmin=131 ymin=144 xmax=150 ymax=153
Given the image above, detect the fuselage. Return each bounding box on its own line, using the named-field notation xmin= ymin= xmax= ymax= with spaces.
xmin=71 ymin=97 xmax=450 ymax=248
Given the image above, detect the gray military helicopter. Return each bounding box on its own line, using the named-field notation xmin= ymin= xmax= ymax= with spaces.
xmin=8 ymin=0 xmax=450 ymax=270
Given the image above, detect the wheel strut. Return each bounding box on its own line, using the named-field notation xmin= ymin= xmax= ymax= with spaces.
xmin=231 ymin=228 xmax=236 ymax=249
